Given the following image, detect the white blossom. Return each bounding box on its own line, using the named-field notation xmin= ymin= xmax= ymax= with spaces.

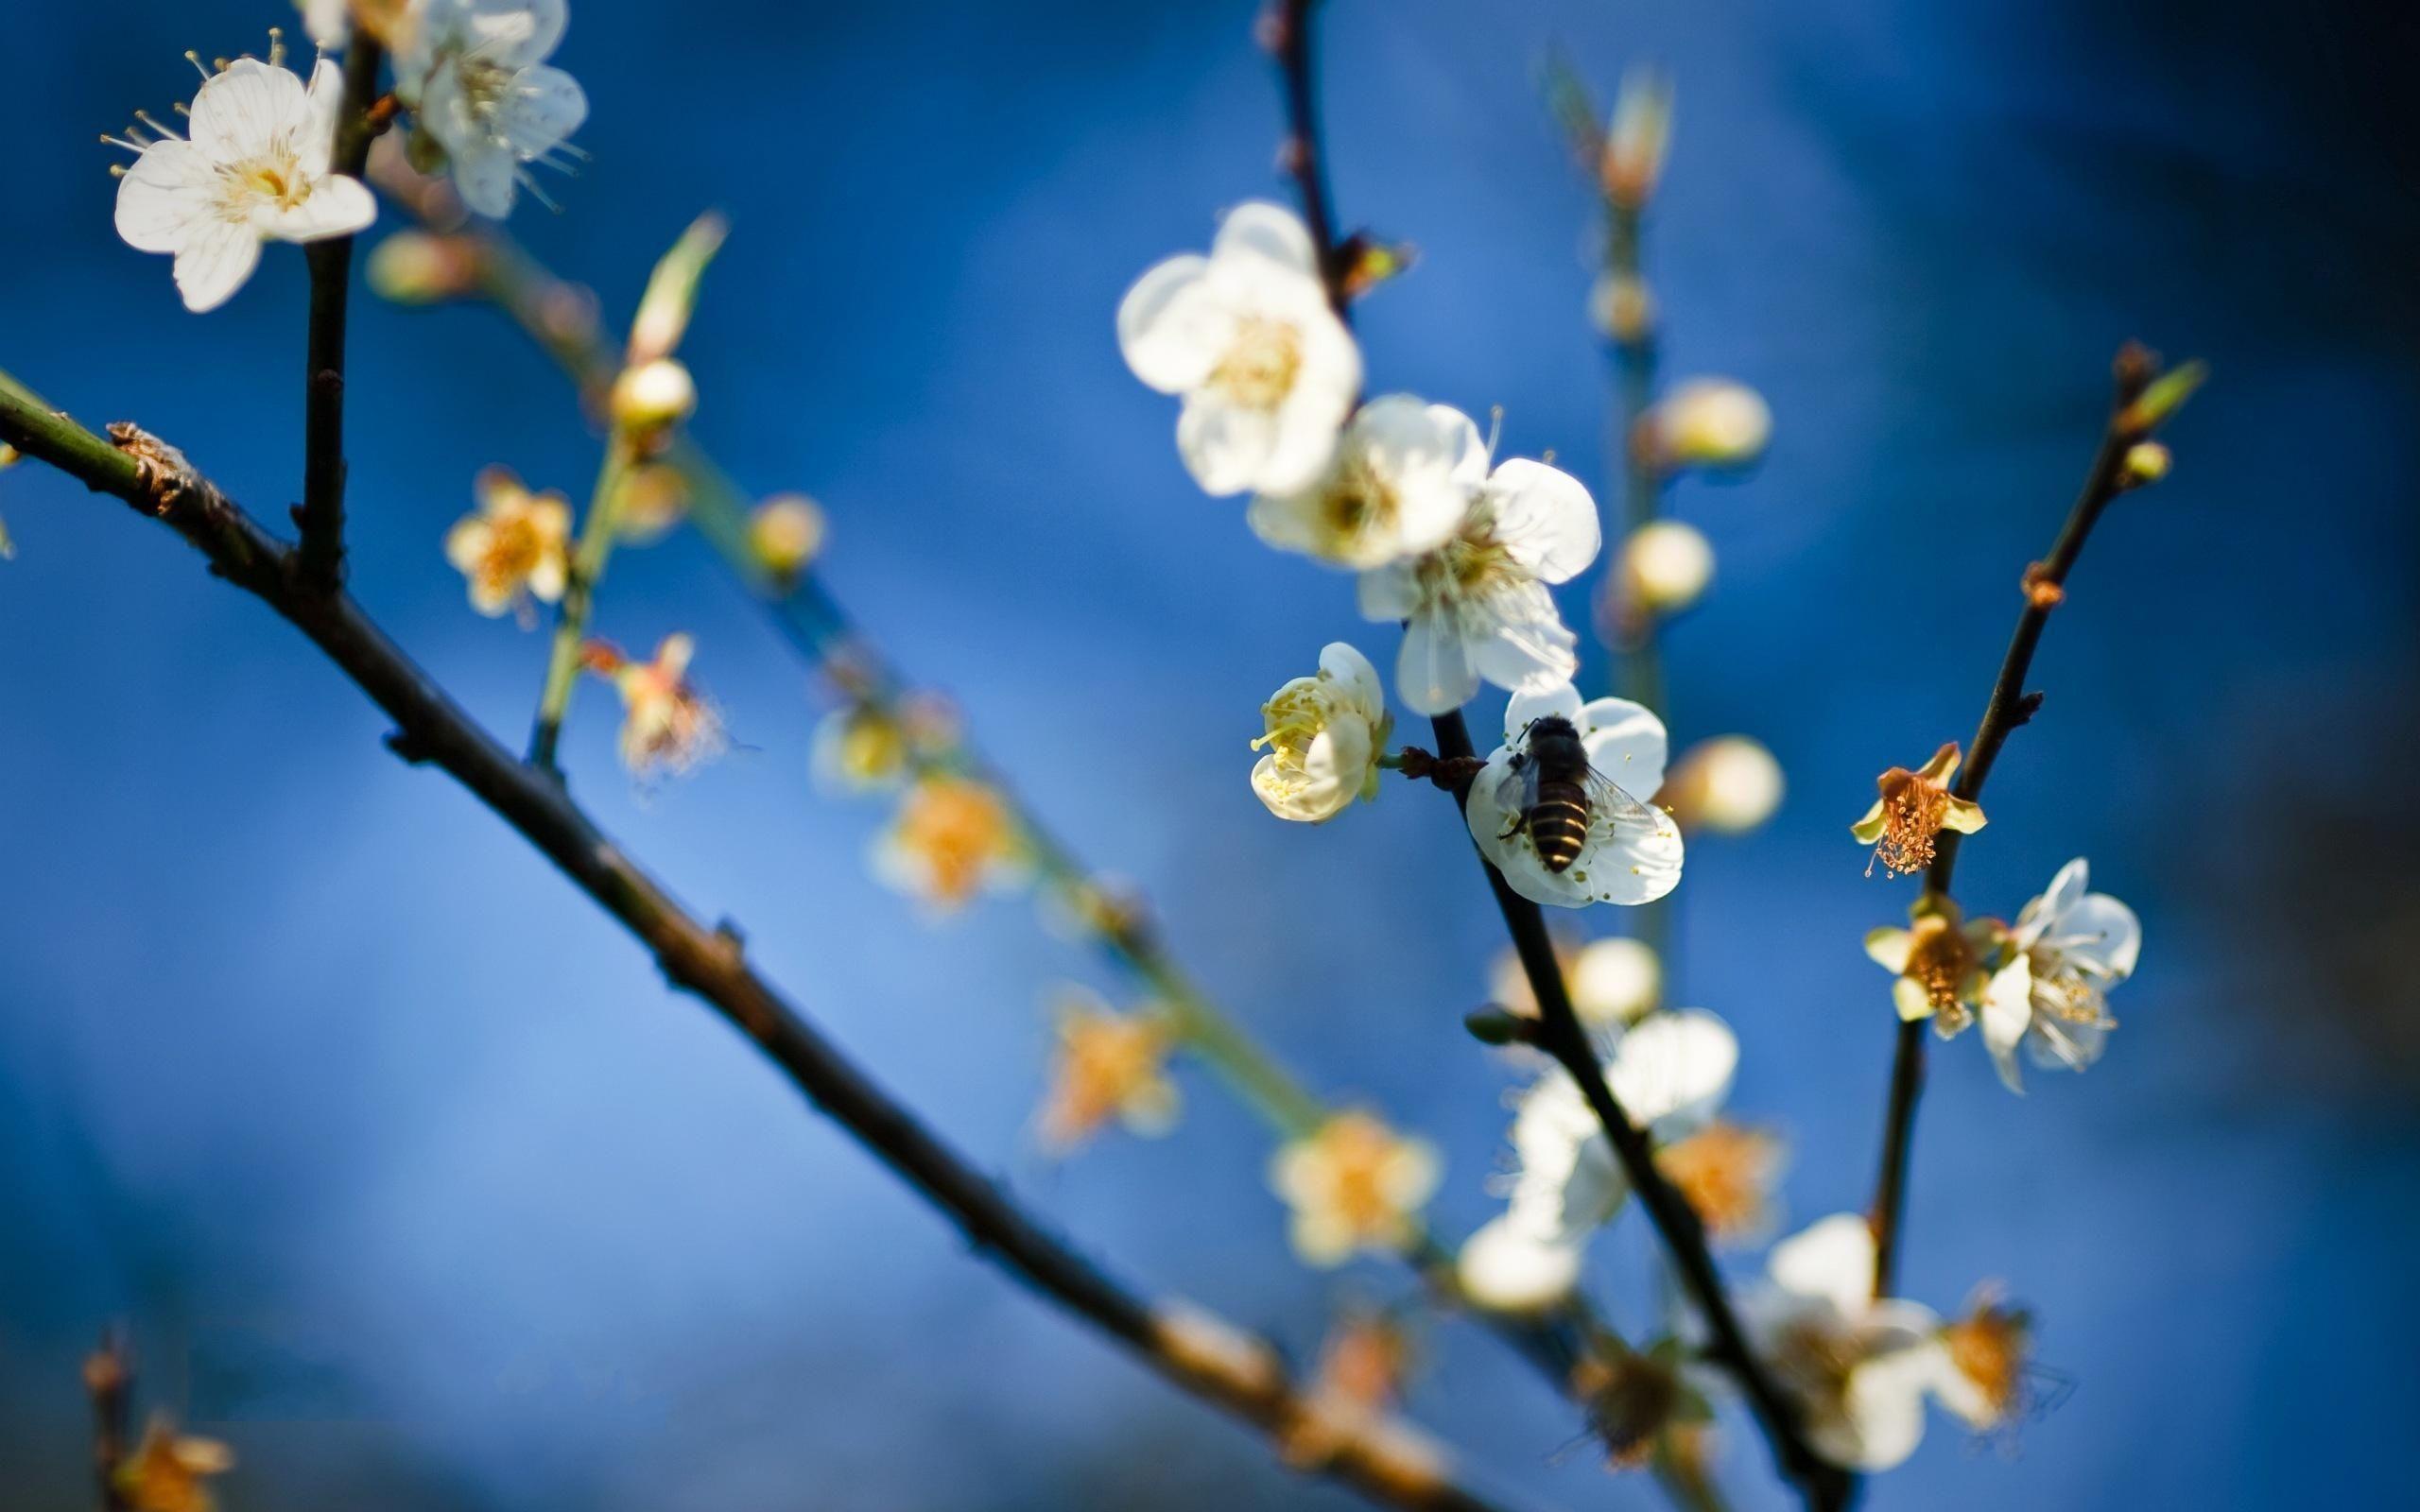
xmin=1980 ymin=858 xmax=2141 ymax=1092
xmin=1247 ymin=394 xmax=1479 ymax=570
xmin=1250 ymin=642 xmax=1391 ymax=823
xmin=111 ymin=56 xmax=377 ymax=313
xmin=1465 ymin=683 xmax=1684 ymax=909
xmin=395 ymin=0 xmax=589 ymax=218
xmin=1117 ymin=201 xmax=1361 ymax=497
xmin=1739 ymin=1214 xmax=1950 ymax=1472
xmin=297 ymin=0 xmax=352 ymax=48
xmin=1358 ymin=445 xmax=1599 ymax=714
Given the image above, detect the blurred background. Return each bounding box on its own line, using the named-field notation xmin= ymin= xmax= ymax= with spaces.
xmin=4 ymin=0 xmax=2416 ymax=1506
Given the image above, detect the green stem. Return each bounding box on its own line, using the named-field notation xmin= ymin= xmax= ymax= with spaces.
xmin=528 ymin=433 xmax=637 ymax=772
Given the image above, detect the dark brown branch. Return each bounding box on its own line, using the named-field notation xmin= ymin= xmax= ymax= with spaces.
xmin=83 ymin=1332 xmax=130 ymax=1512
xmin=0 ymin=385 xmax=1534 ymax=1512
xmin=295 ymin=40 xmax=387 ymax=593
xmin=1263 ymin=0 xmax=1348 ymax=310
xmin=1867 ymin=343 xmax=2164 ymax=1299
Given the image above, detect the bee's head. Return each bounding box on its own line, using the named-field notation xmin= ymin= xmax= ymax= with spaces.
xmin=1524 ymin=714 xmax=1582 ymax=742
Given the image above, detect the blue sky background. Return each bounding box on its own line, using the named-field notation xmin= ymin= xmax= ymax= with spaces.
xmin=3 ymin=0 xmax=2416 ymax=1507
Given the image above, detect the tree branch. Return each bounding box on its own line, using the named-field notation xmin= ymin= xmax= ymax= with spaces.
xmin=296 ymin=39 xmax=387 ymax=593
xmin=1867 ymin=342 xmax=2169 ymax=1299
xmin=0 ymin=377 xmax=1538 ymax=1512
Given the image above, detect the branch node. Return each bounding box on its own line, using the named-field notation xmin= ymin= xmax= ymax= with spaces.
xmin=1393 ymin=747 xmax=1485 ymax=792
xmin=2019 ymin=561 xmax=2066 ymax=609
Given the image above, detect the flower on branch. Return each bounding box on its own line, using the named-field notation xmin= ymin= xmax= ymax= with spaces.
xmin=1248 ymin=395 xmax=1478 ymax=571
xmin=1740 ymin=1214 xmax=1951 ymax=1471
xmin=1357 ymin=439 xmax=1600 ymax=715
xmin=395 ymin=0 xmax=589 ymax=219
xmin=444 ymin=466 xmax=570 ymax=618
xmin=110 ymin=48 xmax=378 ymax=313
xmin=1251 ymin=642 xmax=1391 ymax=823
xmin=1979 ymin=857 xmax=2140 ymax=1092
xmin=748 ymin=493 xmax=827 ymax=583
xmin=1465 ymin=683 xmax=1685 ymax=909
xmin=1864 ymin=895 xmax=2005 ymax=1037
xmin=116 ymin=1416 xmax=234 ymax=1512
xmin=1637 ymin=378 xmax=1772 ymax=473
xmin=1488 ymin=935 xmax=1660 ymax=1031
xmin=1458 ymin=1009 xmax=1737 ymax=1310
xmin=1656 ymin=1119 xmax=1786 ymax=1246
xmin=1934 ymin=1286 xmax=2035 ymax=1436
xmin=1270 ymin=1110 xmax=1441 ymax=1267
xmin=1118 ymin=201 xmax=1362 ymax=497
xmin=871 ymin=775 xmax=1029 ymax=912
xmin=583 ymin=634 xmax=726 ymax=780
xmin=1850 ymin=741 xmax=1985 ymax=878
xmin=1036 ymin=985 xmax=1180 ymax=1152
xmin=810 ymin=705 xmax=912 ymax=795
xmin=1661 ymin=734 xmax=1785 ymax=834
xmin=1614 ymin=519 xmax=1714 ymax=622
xmin=1280 ymin=1311 xmax=1415 ymax=1469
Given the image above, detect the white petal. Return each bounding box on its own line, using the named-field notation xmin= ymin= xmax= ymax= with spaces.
xmin=495 ymin=64 xmax=588 ymax=157
xmin=1835 ymin=1344 xmax=1942 ymax=1470
xmin=1487 ymin=457 xmax=1600 ymax=583
xmin=1502 ymin=682 xmax=1585 ymax=742
xmin=1768 ymin=1213 xmax=1878 ymax=1316
xmin=1577 ymin=697 xmax=1670 ymax=797
xmin=1316 ymin=642 xmax=1385 ymax=717
xmin=171 ymin=221 xmax=264 ymax=313
xmin=1570 ymin=800 xmax=1684 ymax=906
xmin=1396 ymin=608 xmax=1478 ymax=715
xmin=1465 ymin=582 xmax=1581 ymax=697
xmin=1356 ymin=562 xmax=1419 ymax=623
xmin=1457 ymin=1217 xmax=1582 ymax=1313
xmin=1606 ymin=1009 xmax=1737 ymax=1135
xmin=1981 ymin=959 xmax=2033 ymax=1094
xmin=2028 ymin=1013 xmax=2110 ymax=1073
xmin=1178 ymin=398 xmax=1279 ymax=498
xmin=1210 ymin=199 xmax=1319 ymax=278
xmin=2059 ymin=894 xmax=2142 ymax=980
xmin=2040 ymin=857 xmax=2091 ymax=921
xmin=448 ymin=138 xmax=524 ymax=217
xmin=1116 ymin=256 xmax=1222 ymax=393
xmin=303 ymin=57 xmax=348 ymax=166
xmin=1258 ymin=392 xmax=1350 ymax=497
xmin=264 ymin=174 xmax=377 ymax=243
xmin=187 ymin=58 xmax=310 ymax=163
xmin=113 ymin=141 xmax=218 ymax=254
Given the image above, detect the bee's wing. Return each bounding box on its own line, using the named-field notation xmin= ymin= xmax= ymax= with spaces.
xmin=1489 ymin=753 xmax=1542 ymax=816
xmin=1579 ymin=765 xmax=1667 ymax=839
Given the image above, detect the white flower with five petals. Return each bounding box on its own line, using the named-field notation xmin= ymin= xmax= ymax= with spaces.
xmin=1250 ymin=643 xmax=1391 ymax=823
xmin=395 ymin=0 xmax=589 ymax=218
xmin=1464 ymin=683 xmax=1684 ymax=909
xmin=111 ymin=56 xmax=377 ymax=313
xmin=1458 ymin=1009 xmax=1737 ymax=1311
xmin=1247 ymin=395 xmax=1480 ymax=570
xmin=1359 ymin=447 xmax=1599 ymax=713
xmin=1739 ymin=1214 xmax=1951 ymax=1471
xmin=1117 ymin=202 xmax=1361 ymax=497
xmin=1980 ymin=858 xmax=2141 ymax=1092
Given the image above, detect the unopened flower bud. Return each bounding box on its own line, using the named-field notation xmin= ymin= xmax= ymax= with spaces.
xmin=1641 ymin=378 xmax=1772 ymax=472
xmin=1664 ymin=735 xmax=1785 ymax=834
xmin=2118 ymin=359 xmax=2206 ymax=436
xmin=366 ymin=231 xmax=479 ymax=304
xmin=1570 ymin=936 xmax=1661 ymax=1024
xmin=1618 ymin=520 xmax=1715 ymax=616
xmin=2120 ymin=441 xmax=2170 ymax=488
xmin=1463 ymin=1005 xmax=1530 ymax=1046
xmin=750 ymin=493 xmax=826 ymax=581
xmin=610 ymin=358 xmax=696 ymax=436
xmin=1588 ymin=270 xmax=1656 ymax=346
xmin=1602 ymin=67 xmax=1674 ymax=210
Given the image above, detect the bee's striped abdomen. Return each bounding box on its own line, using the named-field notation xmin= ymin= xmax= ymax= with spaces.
xmin=1527 ymin=779 xmax=1592 ymax=873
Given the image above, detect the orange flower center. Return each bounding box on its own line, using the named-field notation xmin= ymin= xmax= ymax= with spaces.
xmin=1657 ymin=1122 xmax=1777 ymax=1242
xmin=1870 ymin=765 xmax=1950 ymax=877
xmin=896 ymin=781 xmax=1015 ymax=903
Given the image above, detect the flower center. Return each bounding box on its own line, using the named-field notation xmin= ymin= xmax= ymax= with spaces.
xmin=1904 ymin=915 xmax=1978 ymax=1031
xmin=1315 ymin=1117 xmax=1405 ymax=1236
xmin=1414 ymin=516 xmax=1516 ymax=609
xmin=235 ymin=151 xmax=313 ymax=213
xmin=1209 ymin=316 xmax=1304 ymax=411
xmin=1657 ymin=1122 xmax=1775 ymax=1241
xmin=896 ymin=781 xmax=1015 ymax=902
xmin=1870 ymin=765 xmax=1949 ymax=877
xmin=1942 ymin=1306 xmax=2027 ymax=1426
xmin=1315 ymin=451 xmax=1399 ymax=549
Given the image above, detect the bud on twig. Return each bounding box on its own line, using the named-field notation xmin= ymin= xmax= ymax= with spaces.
xmin=610 ymin=357 xmax=697 ymax=437
xmin=1602 ymin=67 xmax=1674 ymax=210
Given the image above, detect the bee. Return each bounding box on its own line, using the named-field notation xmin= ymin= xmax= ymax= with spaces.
xmin=1492 ymin=713 xmax=1660 ymax=873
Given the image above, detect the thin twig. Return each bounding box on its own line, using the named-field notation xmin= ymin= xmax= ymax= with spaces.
xmin=296 ymin=40 xmax=386 ymax=593
xmin=83 ymin=1332 xmax=130 ymax=1512
xmin=1267 ymin=11 xmax=1841 ymax=1507
xmin=527 ymin=431 xmax=636 ymax=773
xmin=0 ymin=378 xmax=1544 ymax=1512
xmin=1866 ymin=342 xmax=2162 ymax=1298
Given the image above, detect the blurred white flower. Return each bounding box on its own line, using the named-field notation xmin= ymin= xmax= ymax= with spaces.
xmin=1616 ymin=519 xmax=1714 ymax=618
xmin=444 ymin=465 xmax=570 ymax=617
xmin=1118 ymin=201 xmax=1361 ymax=497
xmin=1740 ymin=1214 xmax=1949 ymax=1471
xmin=1641 ymin=378 xmax=1771 ymax=472
xmin=1980 ymin=858 xmax=2141 ymax=1092
xmin=1249 ymin=394 xmax=1479 ymax=570
xmin=1357 ymin=446 xmax=1599 ymax=714
xmin=1250 ymin=643 xmax=1391 ymax=823
xmin=1934 ymin=1287 xmax=2033 ymax=1435
xmin=111 ymin=55 xmax=377 ymax=313
xmin=1465 ymin=683 xmax=1684 ymax=910
xmin=1270 ymin=1111 xmax=1440 ymax=1267
xmin=396 ymin=0 xmax=589 ymax=218
xmin=1489 ymin=935 xmax=1660 ymax=1029
xmin=1458 ymin=1009 xmax=1737 ymax=1310
xmin=1663 ymin=734 xmax=1785 ymax=834
xmin=297 ymin=0 xmax=352 ymax=47
xmin=593 ymin=633 xmax=725 ymax=780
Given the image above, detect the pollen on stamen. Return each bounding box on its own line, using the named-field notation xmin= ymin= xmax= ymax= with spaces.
xmin=1867 ymin=766 xmax=1950 ymax=878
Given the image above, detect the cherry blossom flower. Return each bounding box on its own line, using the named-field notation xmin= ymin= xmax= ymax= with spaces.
xmin=1458 ymin=1009 xmax=1737 ymax=1310
xmin=1465 ymin=683 xmax=1685 ymax=909
xmin=297 ymin=0 xmax=352 ymax=48
xmin=444 ymin=466 xmax=570 ymax=618
xmin=810 ymin=705 xmax=911 ymax=795
xmin=1357 ymin=444 xmax=1599 ymax=714
xmin=871 ymin=775 xmax=1029 ymax=911
xmin=1850 ymin=741 xmax=1985 ymax=878
xmin=111 ymin=52 xmax=377 ymax=313
xmin=395 ymin=0 xmax=589 ymax=218
xmin=1616 ymin=519 xmax=1714 ymax=619
xmin=1036 ymin=986 xmax=1179 ymax=1152
xmin=1640 ymin=378 xmax=1772 ymax=472
xmin=1489 ymin=935 xmax=1661 ymax=1030
xmin=586 ymin=634 xmax=725 ymax=780
xmin=116 ymin=1416 xmax=233 ymax=1512
xmin=1740 ymin=1214 xmax=1950 ymax=1471
xmin=1250 ymin=642 xmax=1391 ymax=823
xmin=1934 ymin=1287 xmax=2034 ymax=1435
xmin=1980 ymin=858 xmax=2141 ymax=1091
xmin=1656 ymin=1119 xmax=1785 ymax=1246
xmin=748 ymin=493 xmax=826 ymax=582
xmin=1662 ymin=734 xmax=1785 ymax=834
xmin=1270 ymin=1111 xmax=1440 ymax=1266
xmin=1247 ymin=395 xmax=1480 ymax=570
xmin=1864 ymin=896 xmax=2007 ymax=1038
xmin=1118 ymin=201 xmax=1361 ymax=497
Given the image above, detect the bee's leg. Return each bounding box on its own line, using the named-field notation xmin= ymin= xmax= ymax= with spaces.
xmin=1496 ymin=812 xmax=1527 ymax=844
